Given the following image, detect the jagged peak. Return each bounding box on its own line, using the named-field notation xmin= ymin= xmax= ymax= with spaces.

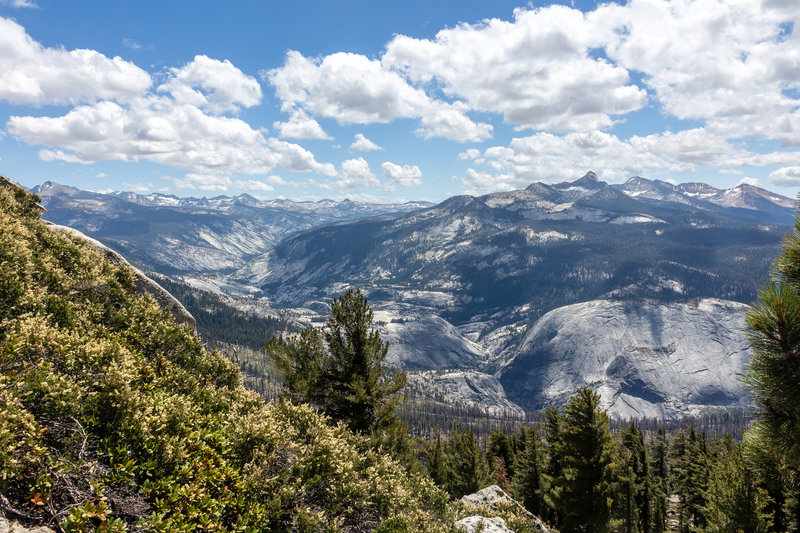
xmin=554 ymin=171 xmax=606 ymax=190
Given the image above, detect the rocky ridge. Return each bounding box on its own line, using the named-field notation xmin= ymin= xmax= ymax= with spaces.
xmin=32 ymin=181 xmax=432 ymax=274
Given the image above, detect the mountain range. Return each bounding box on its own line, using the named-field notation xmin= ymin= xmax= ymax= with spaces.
xmin=32 ymin=173 xmax=795 ymax=418
xmin=32 ymin=181 xmax=432 ymax=277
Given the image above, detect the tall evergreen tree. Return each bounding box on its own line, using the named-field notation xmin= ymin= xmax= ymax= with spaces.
xmin=617 ymin=422 xmax=650 ymax=533
xmin=265 ymin=289 xmax=406 ymax=437
xmin=648 ymin=428 xmax=669 ymax=533
xmin=425 ymin=427 xmax=450 ymax=489
xmin=492 ymin=455 xmax=511 ymax=493
xmin=704 ymin=437 xmax=773 ymax=533
xmin=744 ymin=213 xmax=800 ymax=531
xmin=685 ymin=427 xmax=710 ymax=530
xmin=542 ymin=405 xmax=565 ymax=528
xmin=512 ymin=424 xmax=546 ymax=517
xmin=554 ymin=388 xmax=616 ymax=533
xmin=488 ymin=429 xmax=515 ymax=479
xmin=446 ymin=428 xmax=488 ymax=498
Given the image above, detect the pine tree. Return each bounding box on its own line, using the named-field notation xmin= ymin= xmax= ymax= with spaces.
xmin=511 ymin=424 xmax=545 ymax=517
xmin=542 ymin=405 xmax=565 ymax=528
xmin=704 ymin=437 xmax=773 ymax=532
xmin=744 ymin=214 xmax=800 ymax=473
xmin=554 ymin=388 xmax=616 ymax=533
xmin=425 ymin=427 xmax=450 ymax=489
xmin=488 ymin=429 xmax=515 ymax=479
xmin=617 ymin=422 xmax=650 ymax=533
xmin=446 ymin=428 xmax=487 ymax=498
xmin=265 ymin=289 xmax=406 ymax=437
xmin=265 ymin=327 xmax=325 ymax=406
xmin=648 ymin=428 xmax=668 ymax=533
xmin=492 ymin=455 xmax=510 ymax=493
xmin=686 ymin=427 xmax=709 ymax=529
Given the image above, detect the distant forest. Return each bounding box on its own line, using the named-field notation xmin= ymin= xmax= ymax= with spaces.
xmin=154 ymin=276 xmax=293 ymax=350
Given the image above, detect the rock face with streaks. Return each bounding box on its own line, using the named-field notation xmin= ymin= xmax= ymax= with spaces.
xmin=500 ymin=298 xmax=752 ymax=419
xmin=405 ymin=371 xmax=525 ymax=418
xmin=374 ymin=303 xmax=487 ymax=370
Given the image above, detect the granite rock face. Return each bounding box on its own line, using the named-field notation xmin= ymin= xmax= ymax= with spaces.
xmin=374 ymin=304 xmax=487 ymax=370
xmin=500 ymin=298 xmax=753 ymax=419
xmin=405 ymin=371 xmax=524 ymax=418
xmin=0 ymin=514 xmax=56 ymax=533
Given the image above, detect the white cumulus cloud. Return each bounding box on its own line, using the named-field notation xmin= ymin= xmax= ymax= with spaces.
xmin=273 ymin=109 xmax=331 ymax=140
xmin=736 ymin=177 xmax=761 ymax=187
xmin=382 ymin=161 xmax=422 ymax=187
xmin=158 ymin=55 xmax=262 ymax=113
xmin=0 ymin=17 xmax=152 ymax=105
xmin=0 ymin=0 xmax=38 ymax=8
xmin=350 ymin=133 xmax=382 ymax=151
xmin=465 ymin=127 xmax=800 ymax=190
xmin=266 ymin=50 xmax=492 ymax=142
xmin=338 ymin=157 xmax=379 ymax=188
xmin=383 ymin=5 xmax=647 ymax=132
xmin=600 ymin=0 xmax=800 ymax=145
xmin=4 ymin=26 xmax=337 ymax=187
xmin=768 ymin=166 xmax=800 ymax=186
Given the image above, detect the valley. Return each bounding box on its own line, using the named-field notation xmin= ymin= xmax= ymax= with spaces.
xmin=34 ymin=172 xmax=795 ymax=420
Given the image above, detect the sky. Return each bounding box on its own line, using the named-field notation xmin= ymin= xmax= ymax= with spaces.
xmin=1 ymin=0 xmax=800 ymax=203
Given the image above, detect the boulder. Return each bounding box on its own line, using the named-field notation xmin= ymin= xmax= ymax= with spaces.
xmin=0 ymin=514 xmax=56 ymax=533
xmin=459 ymin=485 xmax=550 ymax=532
xmin=456 ymin=516 xmax=513 ymax=533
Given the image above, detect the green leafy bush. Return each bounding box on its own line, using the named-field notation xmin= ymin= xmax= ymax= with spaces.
xmin=0 ymin=183 xmax=458 ymax=532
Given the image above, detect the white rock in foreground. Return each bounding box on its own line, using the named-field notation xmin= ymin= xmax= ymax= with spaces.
xmin=459 ymin=485 xmax=550 ymax=532
xmin=456 ymin=516 xmax=513 ymax=533
xmin=500 ymin=298 xmax=752 ymax=419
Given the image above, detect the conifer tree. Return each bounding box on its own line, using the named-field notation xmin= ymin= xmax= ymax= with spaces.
xmin=446 ymin=428 xmax=487 ymax=498
xmin=618 ymin=422 xmax=650 ymax=533
xmin=266 ymin=289 xmax=406 ymax=437
xmin=542 ymin=405 xmax=565 ymax=528
xmin=512 ymin=424 xmax=546 ymax=517
xmin=745 ymin=212 xmax=800 ymax=519
xmin=492 ymin=455 xmax=511 ymax=493
xmin=554 ymin=388 xmax=616 ymax=533
xmin=648 ymin=428 xmax=668 ymax=533
xmin=704 ymin=437 xmax=773 ymax=532
xmin=425 ymin=427 xmax=450 ymax=489
xmin=669 ymin=425 xmax=710 ymax=531
xmin=685 ymin=427 xmax=710 ymax=529
xmin=488 ymin=429 xmax=515 ymax=479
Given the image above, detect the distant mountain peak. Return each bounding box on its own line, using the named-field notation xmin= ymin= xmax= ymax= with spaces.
xmin=554 ymin=171 xmax=606 ymax=191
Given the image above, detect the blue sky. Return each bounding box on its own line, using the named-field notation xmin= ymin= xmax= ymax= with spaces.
xmin=1 ymin=0 xmax=800 ymax=202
